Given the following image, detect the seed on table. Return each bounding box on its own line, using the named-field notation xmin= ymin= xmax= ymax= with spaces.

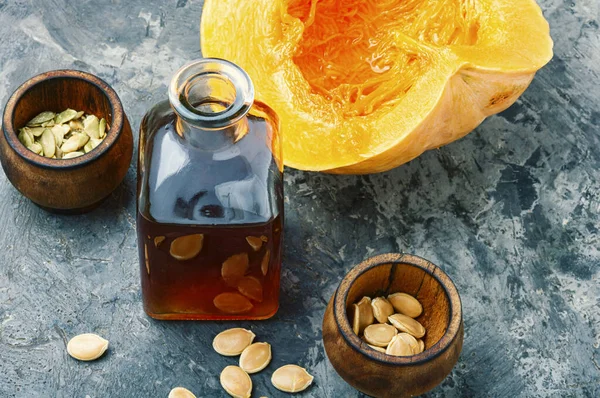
xmin=387 ymin=292 xmax=423 ymax=318
xmin=271 ymin=364 xmax=314 ymax=393
xmin=388 ymin=313 xmax=426 ymax=338
xmin=352 ymin=296 xmax=374 ymax=335
xmin=363 ymin=323 xmax=397 ymax=347
xmin=245 ymin=236 xmax=263 ymax=251
xmin=260 ymin=249 xmax=270 ymax=276
xmin=169 ymin=234 xmax=204 ymax=260
xmin=371 ymin=297 xmax=394 ymax=324
xmin=220 ymin=365 xmax=252 ymax=398
xmin=66 ymin=333 xmax=109 ymax=361
xmin=214 ymin=292 xmax=253 ymax=314
xmin=239 ymin=342 xmax=271 ymax=373
xmin=168 ymin=387 xmax=196 ymax=398
xmin=213 ymin=328 xmax=256 ymax=356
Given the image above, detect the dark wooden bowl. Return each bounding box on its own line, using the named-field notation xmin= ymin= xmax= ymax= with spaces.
xmin=322 ymin=253 xmax=463 ymax=398
xmin=0 ymin=70 xmax=133 ymax=213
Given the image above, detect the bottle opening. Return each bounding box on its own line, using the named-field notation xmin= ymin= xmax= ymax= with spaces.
xmin=169 ymin=58 xmax=254 ymax=129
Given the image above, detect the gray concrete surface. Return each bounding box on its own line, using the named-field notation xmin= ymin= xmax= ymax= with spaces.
xmin=0 ymin=0 xmax=598 ymax=397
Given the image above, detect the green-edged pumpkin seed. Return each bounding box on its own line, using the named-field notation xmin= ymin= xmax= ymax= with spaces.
xmin=27 ymin=111 xmax=55 ymax=126
xmin=27 ymin=127 xmax=45 ymax=137
xmin=83 ymin=115 xmax=100 ymax=139
xmin=61 ymin=133 xmax=89 ymax=153
xmin=99 ymin=118 xmax=107 ymax=138
xmin=28 ymin=142 xmax=43 ymax=155
xmin=69 ymin=119 xmax=84 ymax=130
xmin=40 ymin=129 xmax=56 ymax=158
xmin=18 ymin=129 xmax=34 ymax=147
xmin=62 ymin=151 xmax=84 ymax=159
xmin=54 ymin=108 xmax=79 ymax=124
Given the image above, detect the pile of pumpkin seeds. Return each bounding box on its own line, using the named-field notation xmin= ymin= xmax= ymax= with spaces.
xmin=18 ymin=109 xmax=108 ymax=159
xmin=352 ymin=292 xmax=428 ymax=356
xmin=210 ymin=327 xmax=313 ymax=397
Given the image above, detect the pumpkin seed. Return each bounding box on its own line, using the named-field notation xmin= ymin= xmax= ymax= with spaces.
xmin=363 ymin=323 xmax=397 ymax=347
xmin=170 ymin=234 xmax=204 ymax=260
xmin=213 ymin=328 xmax=256 ymax=356
xmin=20 ymin=109 xmax=108 ymax=160
xmin=237 ymin=276 xmax=263 ymax=302
xmin=28 ymin=142 xmax=43 ymax=155
xmin=27 ymin=111 xmax=55 ymax=126
xmin=388 ymin=313 xmax=426 ymax=338
xmin=145 ymin=244 xmax=150 ymax=275
xmin=386 ymin=333 xmax=417 ymax=357
xmin=260 ymin=235 xmax=268 ymax=242
xmin=352 ymin=296 xmax=374 ymax=335
xmin=214 ymin=292 xmax=253 ymax=314
xmin=271 ymin=365 xmax=314 ymax=393
xmin=367 ymin=344 xmax=386 ymax=353
xmin=387 ymin=292 xmax=423 ymax=318
xmin=260 ymin=249 xmax=270 ymax=276
xmin=69 ymin=119 xmax=84 ymax=130
xmin=66 ymin=333 xmax=109 ymax=361
xmin=417 ymin=338 xmax=425 ymax=353
xmin=62 ymin=151 xmax=84 ymax=159
xmin=222 ymin=253 xmax=249 ymax=284
xmin=83 ymin=115 xmax=100 ymax=139
xmin=239 ymin=342 xmax=271 ymax=373
xmin=27 ymin=127 xmax=45 ymax=137
xmin=154 ymin=236 xmax=165 ymax=247
xmin=220 ymin=365 xmax=252 ymax=398
xmin=371 ymin=297 xmax=394 ymax=324
xmin=168 ymin=387 xmax=196 ymax=398
xmin=99 ymin=118 xmax=107 ymax=138
xmin=245 ymin=236 xmax=263 ymax=251
xmin=61 ymin=133 xmax=89 ymax=153
xmin=18 ymin=129 xmax=33 ymax=147
xmin=40 ymin=129 xmax=56 ymax=158
xmin=55 ymin=108 xmax=78 ymax=125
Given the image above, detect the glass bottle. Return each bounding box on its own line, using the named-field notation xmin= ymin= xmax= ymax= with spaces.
xmin=136 ymin=58 xmax=283 ymax=320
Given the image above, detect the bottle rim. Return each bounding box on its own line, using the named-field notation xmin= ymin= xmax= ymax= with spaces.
xmin=168 ymin=58 xmax=254 ymax=129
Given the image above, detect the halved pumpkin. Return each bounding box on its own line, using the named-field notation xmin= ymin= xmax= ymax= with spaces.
xmin=201 ymin=0 xmax=553 ymax=174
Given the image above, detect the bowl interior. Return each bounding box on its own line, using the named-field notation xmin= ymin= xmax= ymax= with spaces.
xmin=13 ymin=76 xmax=113 ymax=130
xmin=346 ymin=263 xmax=451 ymax=349
xmin=345 ymin=261 xmax=450 ymax=350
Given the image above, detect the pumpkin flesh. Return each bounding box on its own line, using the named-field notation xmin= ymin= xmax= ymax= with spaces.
xmin=201 ymin=0 xmax=553 ymax=173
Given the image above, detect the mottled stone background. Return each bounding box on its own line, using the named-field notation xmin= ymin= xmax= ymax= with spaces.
xmin=0 ymin=0 xmax=598 ymax=397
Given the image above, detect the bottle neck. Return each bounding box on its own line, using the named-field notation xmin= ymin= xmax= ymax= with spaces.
xmin=168 ymin=58 xmax=254 ymax=149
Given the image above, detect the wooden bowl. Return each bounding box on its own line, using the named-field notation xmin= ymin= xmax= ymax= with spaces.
xmin=0 ymin=70 xmax=133 ymax=213
xmin=322 ymin=253 xmax=463 ymax=398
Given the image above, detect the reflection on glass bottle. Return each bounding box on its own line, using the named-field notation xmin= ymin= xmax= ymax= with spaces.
xmin=137 ymin=58 xmax=283 ymax=320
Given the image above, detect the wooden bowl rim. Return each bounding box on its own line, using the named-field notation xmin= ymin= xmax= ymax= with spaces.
xmin=2 ymin=69 xmax=124 ymax=170
xmin=333 ymin=253 xmax=462 ymax=366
